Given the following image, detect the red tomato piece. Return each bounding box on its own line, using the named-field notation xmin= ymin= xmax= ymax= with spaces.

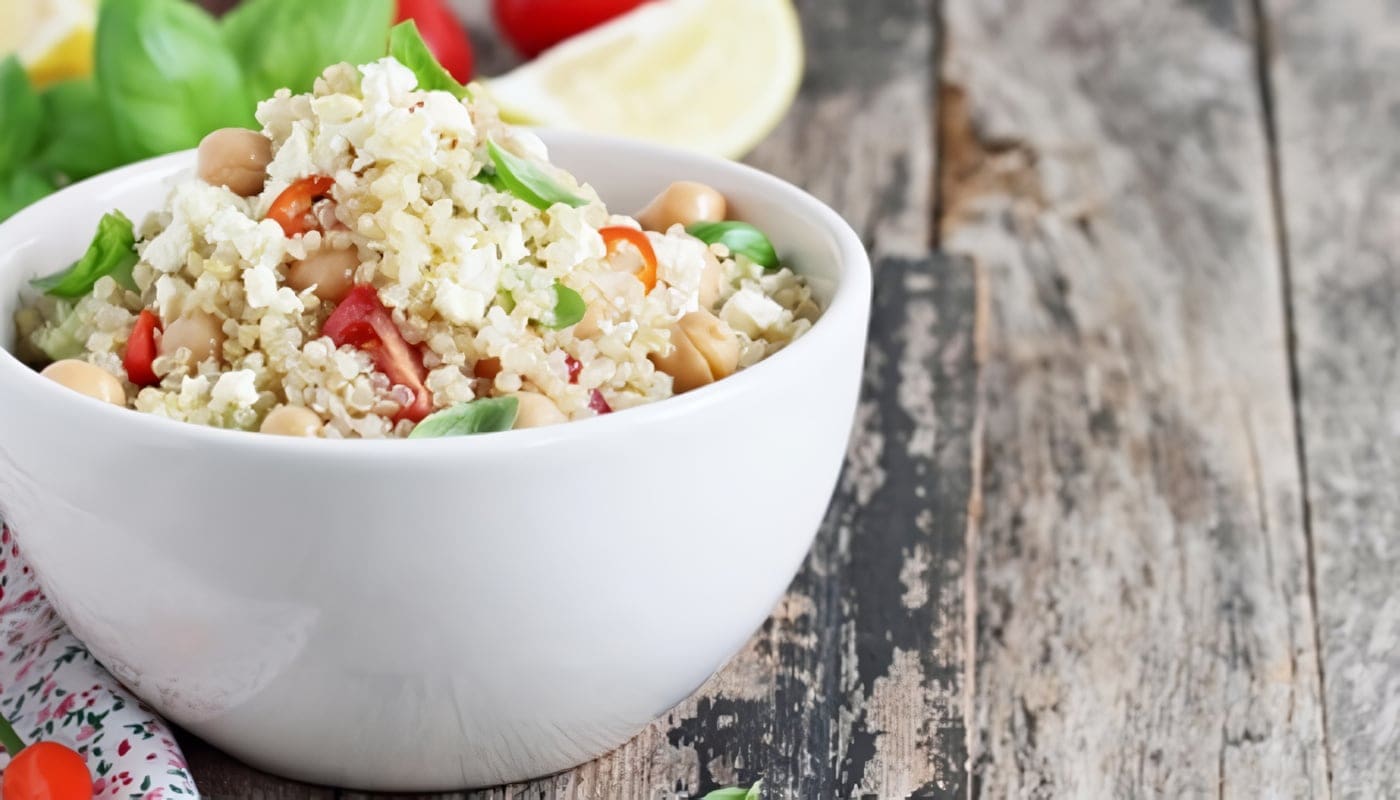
xmin=2 ymin=741 xmax=93 ymax=800
xmin=565 ymin=354 xmax=581 ymax=383
xmin=124 ymin=310 xmax=161 ymax=387
xmin=323 ymin=285 xmax=434 ymax=422
xmin=599 ymin=226 xmax=658 ymax=292
xmin=492 ymin=0 xmax=648 ymax=58
xmin=588 ymin=389 xmax=611 ymax=415
xmin=267 ymin=176 xmax=335 ymax=237
xmin=396 ymin=0 xmax=475 ymax=82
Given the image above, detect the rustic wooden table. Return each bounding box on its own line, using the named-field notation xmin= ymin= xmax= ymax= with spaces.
xmin=184 ymin=0 xmax=1399 ymax=797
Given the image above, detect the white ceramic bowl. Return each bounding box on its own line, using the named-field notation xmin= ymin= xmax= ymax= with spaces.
xmin=0 ymin=131 xmax=870 ymax=791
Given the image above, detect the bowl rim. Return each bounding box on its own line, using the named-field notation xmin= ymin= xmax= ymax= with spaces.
xmin=0 ymin=129 xmax=871 ymax=458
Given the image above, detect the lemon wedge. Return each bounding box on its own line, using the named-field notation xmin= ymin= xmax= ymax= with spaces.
xmin=0 ymin=0 xmax=95 ymax=87
xmin=485 ymin=0 xmax=803 ymax=160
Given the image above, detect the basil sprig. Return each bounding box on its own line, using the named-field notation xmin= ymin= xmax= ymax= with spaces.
xmin=486 ymin=138 xmax=588 ymax=211
xmin=702 ymin=781 xmax=763 ymax=800
xmin=544 ymin=283 xmax=586 ymax=329
xmin=30 ymin=210 xmax=140 ymax=297
xmin=408 ymin=396 xmax=519 ymax=438
xmin=0 ymin=0 xmax=397 ymax=223
xmin=686 ymin=221 xmax=780 ymax=271
xmin=227 ymin=0 xmax=395 ymax=101
xmin=0 ymin=57 xmax=40 ymax=176
xmin=389 ymin=19 xmax=470 ymax=100
xmin=96 ymin=0 xmax=255 ymax=160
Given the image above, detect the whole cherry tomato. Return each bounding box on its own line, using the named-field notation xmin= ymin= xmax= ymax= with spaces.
xmin=396 ymin=0 xmax=474 ymax=82
xmin=492 ymin=0 xmax=649 ymax=58
xmin=3 ymin=741 xmax=93 ymax=800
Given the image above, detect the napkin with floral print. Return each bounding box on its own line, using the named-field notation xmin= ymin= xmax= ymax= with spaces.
xmin=0 ymin=524 xmax=199 ymax=798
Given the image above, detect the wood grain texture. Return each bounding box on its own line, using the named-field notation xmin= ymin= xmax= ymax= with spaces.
xmin=939 ymin=0 xmax=1329 ymax=795
xmin=181 ymin=1 xmax=977 ymax=798
xmin=1265 ymin=0 xmax=1400 ymax=795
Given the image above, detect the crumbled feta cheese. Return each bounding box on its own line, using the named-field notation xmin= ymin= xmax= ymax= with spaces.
xmin=154 ymin=274 xmax=181 ymax=319
xmin=210 ymin=370 xmax=258 ymax=411
xmin=242 ymin=264 xmax=278 ymax=308
xmin=721 ymin=287 xmax=785 ymax=337
xmin=433 ymin=281 xmax=487 ymax=325
xmin=179 ymin=374 xmax=210 ymax=405
xmin=359 ymin=58 xmax=418 ymax=110
xmin=651 ymin=231 xmax=707 ymax=314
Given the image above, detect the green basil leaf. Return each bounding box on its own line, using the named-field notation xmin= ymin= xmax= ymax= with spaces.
xmin=702 ymin=786 xmax=756 ymax=800
xmin=0 ymin=169 xmax=56 ymax=221
xmin=474 ymin=169 xmax=507 ymax=192
xmin=487 ymin=138 xmax=588 ymax=211
xmin=389 ymin=20 xmax=469 ymax=100
xmin=408 ymin=396 xmax=520 ymax=438
xmin=225 ymin=0 xmax=394 ymax=100
xmin=543 ymin=283 xmax=586 ymax=329
xmin=96 ymin=0 xmax=254 ymax=161
xmin=686 ymin=221 xmax=780 ymax=271
xmin=0 ymin=56 xmax=41 ymax=175
xmin=30 ymin=210 xmax=139 ymax=297
xmin=35 ymin=79 xmax=125 ymax=182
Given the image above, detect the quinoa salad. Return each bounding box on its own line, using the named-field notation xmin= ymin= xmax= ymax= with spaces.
xmin=12 ymin=42 xmax=818 ymax=439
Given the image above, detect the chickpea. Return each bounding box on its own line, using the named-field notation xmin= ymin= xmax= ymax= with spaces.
xmin=286 ymin=247 xmax=358 ymax=302
xmin=259 ymin=405 xmax=322 ymax=437
xmin=40 ymin=359 xmax=125 ymax=405
xmin=512 ymin=391 xmax=567 ymax=429
xmin=158 ymin=311 xmax=224 ymax=367
xmin=636 ymin=181 xmax=727 ymax=232
xmin=573 ymin=301 xmax=612 ymax=340
xmin=699 ymin=246 xmax=724 ymax=310
xmin=677 ymin=309 xmax=740 ymax=380
xmin=197 ymin=128 xmax=273 ymax=197
xmin=650 ymin=309 xmax=741 ymax=393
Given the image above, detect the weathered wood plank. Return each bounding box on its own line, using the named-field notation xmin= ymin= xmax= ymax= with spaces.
xmin=1264 ymin=0 xmax=1400 ymax=795
xmin=940 ymin=0 xmax=1329 ymax=795
xmin=185 ymin=1 xmax=971 ymax=798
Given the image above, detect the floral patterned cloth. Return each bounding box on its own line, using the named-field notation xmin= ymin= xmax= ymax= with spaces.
xmin=0 ymin=525 xmax=199 ymax=798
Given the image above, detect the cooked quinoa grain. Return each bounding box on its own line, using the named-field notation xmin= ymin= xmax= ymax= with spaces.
xmin=16 ymin=57 xmax=819 ymax=438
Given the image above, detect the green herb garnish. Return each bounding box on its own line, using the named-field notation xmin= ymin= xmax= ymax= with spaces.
xmin=389 ymin=19 xmax=470 ymax=100
xmin=543 ymin=283 xmax=586 ymax=329
xmin=408 ymin=396 xmax=519 ymax=438
xmin=702 ymin=781 xmax=763 ymax=800
xmin=35 ymin=79 xmax=124 ymax=180
xmin=0 ymin=56 xmax=41 ymax=176
xmin=226 ymin=0 xmax=395 ymax=100
xmin=686 ymin=221 xmax=780 ymax=271
xmin=486 ymin=138 xmax=589 ymax=211
xmin=95 ymin=0 xmax=255 ymax=160
xmin=30 ymin=211 xmax=139 ymax=297
xmin=0 ymin=170 xmax=55 ymax=221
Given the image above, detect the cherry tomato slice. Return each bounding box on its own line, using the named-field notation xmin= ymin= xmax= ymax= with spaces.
xmin=323 ymin=285 xmax=434 ymax=422
xmin=599 ymin=226 xmax=658 ymax=292
xmin=267 ymin=176 xmax=335 ymax=237
xmin=492 ymin=0 xmax=648 ymax=58
xmin=588 ymin=389 xmax=612 ymax=415
xmin=396 ymin=0 xmax=474 ymax=82
xmin=124 ymin=309 xmax=161 ymax=387
xmin=2 ymin=741 xmax=93 ymax=800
